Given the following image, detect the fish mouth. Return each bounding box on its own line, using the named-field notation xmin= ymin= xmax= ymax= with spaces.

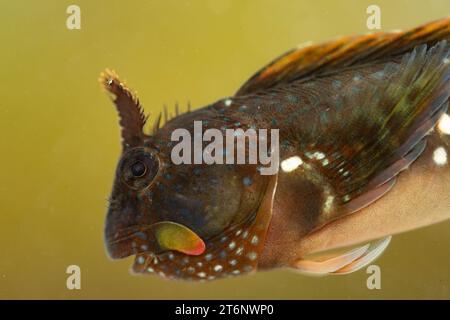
xmin=106 ymin=230 xmax=171 ymax=276
xmin=105 ymin=225 xmax=158 ymax=260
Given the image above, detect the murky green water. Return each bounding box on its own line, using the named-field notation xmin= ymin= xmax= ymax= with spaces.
xmin=0 ymin=0 xmax=449 ymax=299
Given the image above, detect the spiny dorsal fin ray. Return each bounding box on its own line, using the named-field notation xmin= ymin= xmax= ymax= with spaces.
xmin=236 ymin=17 xmax=450 ymax=96
xmin=151 ymin=101 xmax=193 ymax=134
xmin=99 ymin=69 xmax=148 ymax=148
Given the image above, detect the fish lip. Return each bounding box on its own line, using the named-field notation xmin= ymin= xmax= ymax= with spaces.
xmin=105 ymin=225 xmax=161 ymax=260
xmin=104 ymin=229 xmax=141 ymax=260
xmin=104 ymin=237 xmax=133 ymax=260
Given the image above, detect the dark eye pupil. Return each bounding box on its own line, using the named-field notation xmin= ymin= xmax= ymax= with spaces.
xmin=131 ymin=161 xmax=146 ymax=177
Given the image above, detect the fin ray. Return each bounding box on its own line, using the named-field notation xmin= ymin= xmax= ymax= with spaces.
xmin=332 ymin=236 xmax=392 ymax=275
xmin=293 ymin=244 xmax=370 ymax=275
xmin=236 ymin=18 xmax=450 ymax=95
xmin=293 ymin=236 xmax=392 ymax=275
xmin=300 ymin=41 xmax=450 ymax=215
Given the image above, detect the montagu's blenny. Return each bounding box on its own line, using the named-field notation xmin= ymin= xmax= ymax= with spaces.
xmin=100 ymin=18 xmax=450 ymax=280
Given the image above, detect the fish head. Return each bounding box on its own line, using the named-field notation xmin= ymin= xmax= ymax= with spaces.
xmin=105 ymin=114 xmax=274 ymax=279
xmin=101 ymin=70 xmax=277 ymax=279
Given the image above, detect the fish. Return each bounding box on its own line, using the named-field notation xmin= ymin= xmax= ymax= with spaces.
xmin=100 ymin=17 xmax=450 ymax=280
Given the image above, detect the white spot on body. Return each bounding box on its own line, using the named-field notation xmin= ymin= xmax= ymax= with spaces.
xmin=306 ymin=151 xmax=328 ymax=165
xmin=313 ymin=152 xmax=325 ymax=160
xmin=137 ymin=256 xmax=145 ymax=264
xmin=438 ymin=114 xmax=450 ymax=135
xmin=214 ymin=265 xmax=223 ymax=272
xmin=433 ymin=147 xmax=448 ymax=166
xmin=197 ymin=272 xmax=206 ymax=278
xmin=229 ymin=259 xmax=237 ymax=266
xmin=247 ymin=252 xmax=257 ymax=261
xmin=324 ymin=195 xmax=335 ymax=212
xmin=205 ymin=253 xmax=213 ymax=261
xmin=235 ymin=247 xmax=244 ymax=256
xmin=224 ymin=99 xmax=232 ymax=106
xmin=281 ymin=156 xmax=303 ymax=172
xmin=187 ymin=266 xmax=195 ymax=274
xmin=228 ymin=241 xmax=236 ymax=250
xmin=251 ymin=235 xmax=259 ymax=245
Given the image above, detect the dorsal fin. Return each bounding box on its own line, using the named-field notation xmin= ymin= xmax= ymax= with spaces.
xmin=236 ymin=17 xmax=450 ymax=96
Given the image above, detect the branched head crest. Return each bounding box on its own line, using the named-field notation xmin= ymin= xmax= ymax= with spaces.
xmin=99 ymin=69 xmax=149 ymax=148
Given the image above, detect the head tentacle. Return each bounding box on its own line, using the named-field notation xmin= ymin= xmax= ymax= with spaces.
xmin=99 ymin=69 xmax=149 ymax=148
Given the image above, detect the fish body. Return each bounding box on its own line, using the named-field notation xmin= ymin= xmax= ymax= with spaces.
xmin=101 ymin=18 xmax=450 ymax=280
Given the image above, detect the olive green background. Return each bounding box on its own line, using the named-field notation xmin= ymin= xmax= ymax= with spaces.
xmin=0 ymin=0 xmax=449 ymax=299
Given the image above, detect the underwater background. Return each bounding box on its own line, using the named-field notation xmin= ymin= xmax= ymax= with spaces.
xmin=0 ymin=0 xmax=449 ymax=299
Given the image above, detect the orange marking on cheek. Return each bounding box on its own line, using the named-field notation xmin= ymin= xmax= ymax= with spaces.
xmin=179 ymin=239 xmax=205 ymax=256
xmin=153 ymin=221 xmax=206 ymax=256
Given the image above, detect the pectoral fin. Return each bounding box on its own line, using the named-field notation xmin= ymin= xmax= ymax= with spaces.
xmin=332 ymin=236 xmax=392 ymax=274
xmin=293 ymin=236 xmax=391 ymax=275
xmin=293 ymin=244 xmax=370 ymax=275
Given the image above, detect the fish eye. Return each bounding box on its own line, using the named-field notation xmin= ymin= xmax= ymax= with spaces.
xmin=131 ymin=161 xmax=147 ymax=177
xmin=119 ymin=148 xmax=159 ymax=190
